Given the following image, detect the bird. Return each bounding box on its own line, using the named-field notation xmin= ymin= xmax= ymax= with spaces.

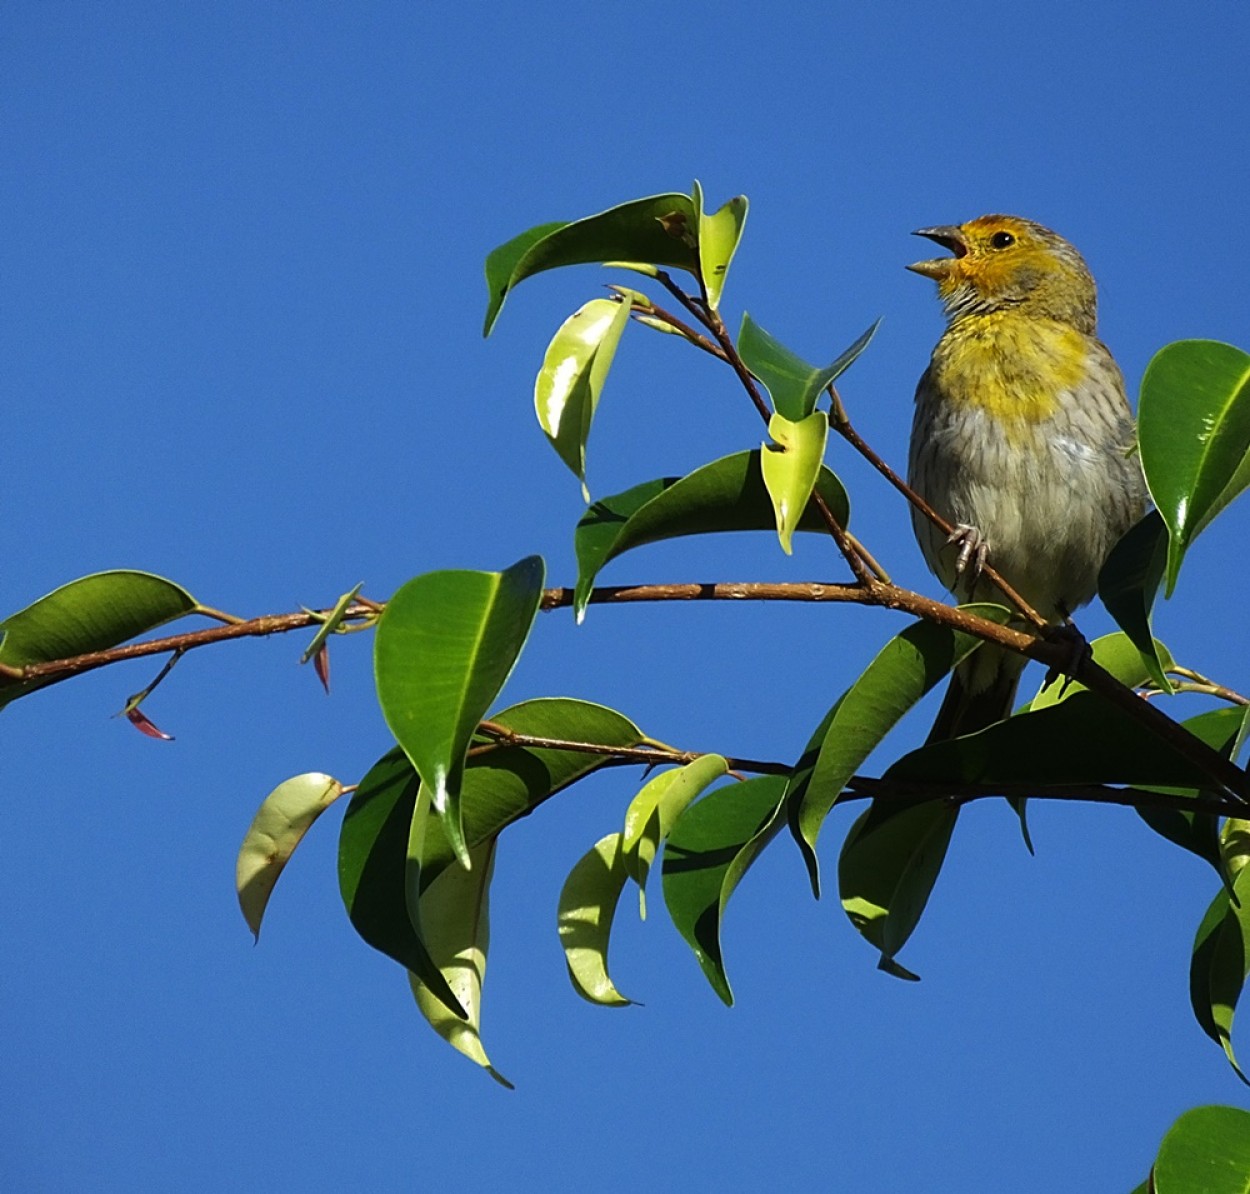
xmin=906 ymin=214 xmax=1148 ymax=741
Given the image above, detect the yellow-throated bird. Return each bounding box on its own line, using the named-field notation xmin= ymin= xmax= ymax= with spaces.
xmin=907 ymin=215 xmax=1147 ymax=741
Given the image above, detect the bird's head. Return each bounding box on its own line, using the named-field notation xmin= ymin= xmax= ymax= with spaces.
xmin=907 ymin=215 xmax=1097 ymax=332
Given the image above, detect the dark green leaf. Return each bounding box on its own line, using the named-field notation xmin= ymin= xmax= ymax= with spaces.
xmin=1190 ymin=865 xmax=1250 ymax=1085
xmin=374 ymin=557 xmax=545 ymax=865
xmin=572 ymin=450 xmax=850 ymax=620
xmin=838 ymin=800 xmax=959 ymax=979
xmin=337 ymin=748 xmax=467 ymax=1018
xmin=1098 ymin=511 xmax=1172 ymax=691
xmin=787 ymin=606 xmax=1010 ymax=896
xmin=661 ymin=776 xmax=788 ymax=1005
xmin=737 ymin=314 xmax=880 ymax=420
xmin=483 ymin=194 xmax=698 ymax=335
xmin=0 ymin=570 xmax=199 ymax=709
xmin=1138 ymin=340 xmax=1250 ymax=595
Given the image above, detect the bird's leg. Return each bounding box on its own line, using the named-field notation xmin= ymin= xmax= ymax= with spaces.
xmin=947 ymin=523 xmax=990 ymax=581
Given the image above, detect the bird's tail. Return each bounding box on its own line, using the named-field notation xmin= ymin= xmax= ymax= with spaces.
xmin=926 ymin=645 xmax=1026 ymax=743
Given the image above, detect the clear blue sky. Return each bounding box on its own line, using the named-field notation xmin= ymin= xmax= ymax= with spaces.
xmin=4 ymin=4 xmax=1249 ymax=1190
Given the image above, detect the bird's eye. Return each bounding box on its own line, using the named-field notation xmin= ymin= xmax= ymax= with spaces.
xmin=990 ymin=230 xmax=1015 ymax=249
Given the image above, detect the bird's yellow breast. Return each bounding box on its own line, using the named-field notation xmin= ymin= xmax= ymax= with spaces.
xmin=929 ymin=313 xmax=1089 ymax=429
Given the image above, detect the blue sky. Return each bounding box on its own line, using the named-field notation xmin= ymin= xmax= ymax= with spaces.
xmin=4 ymin=3 xmax=1249 ymax=1190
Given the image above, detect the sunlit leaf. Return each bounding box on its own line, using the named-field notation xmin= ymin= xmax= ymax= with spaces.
xmin=661 ymin=776 xmax=788 ymax=1005
xmin=839 ymin=800 xmax=959 ymax=979
xmin=237 ymin=773 xmax=345 ymax=940
xmin=0 ymin=570 xmax=199 ymax=709
xmin=693 ymin=180 xmax=748 ymax=311
xmin=787 ymin=606 xmax=1010 ymax=895
xmin=1138 ymin=340 xmax=1250 ymax=595
xmin=760 ymin=410 xmax=829 ymax=555
xmin=1026 ymin=630 xmax=1174 ymax=711
xmin=408 ymin=823 xmax=512 ymax=1088
xmin=300 ymin=582 xmax=364 ymax=665
xmin=483 ymin=193 xmax=698 ymax=335
xmin=1098 ymin=511 xmax=1172 ymax=691
xmin=374 ymin=557 xmax=545 ymax=865
xmin=534 ymin=297 xmax=631 ymax=497
xmin=1149 ymin=1104 xmax=1250 ymax=1191
xmin=737 ymin=314 xmax=880 ymax=420
xmin=557 ymin=833 xmax=635 ymax=1007
xmin=622 ymin=754 xmax=728 ymax=913
xmin=572 ymin=450 xmax=849 ymax=620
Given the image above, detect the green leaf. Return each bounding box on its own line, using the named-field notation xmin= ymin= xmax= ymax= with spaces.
xmin=374 ymin=556 xmax=545 ymax=866
xmin=300 ymin=582 xmax=364 ymax=665
xmin=0 ymin=570 xmax=199 ymax=709
xmin=787 ymin=606 xmax=1011 ymax=896
xmin=571 ymin=450 xmax=850 ymax=620
xmin=1134 ymin=708 xmax=1248 ymax=880
xmin=556 ymin=833 xmax=635 ymax=1007
xmin=1150 ymin=1104 xmax=1250 ymax=1191
xmin=337 ymin=748 xmax=467 ymax=1018
xmin=534 ymin=298 xmax=631 ymax=498
xmin=483 ymin=193 xmax=698 ymax=335
xmin=888 ymin=690 xmax=1231 ymax=790
xmin=1190 ymin=863 xmax=1250 ymax=1085
xmin=1098 ymin=511 xmax=1172 ymax=691
xmin=1138 ymin=340 xmax=1250 ymax=595
xmin=839 ymin=800 xmax=959 ymax=979
xmin=1025 ymin=630 xmax=1175 ymax=711
xmin=417 ymin=697 xmax=648 ymax=891
xmin=760 ymin=410 xmax=829 ymax=555
xmin=407 ymin=822 xmax=512 ymax=1088
xmin=692 ymin=180 xmax=748 ymax=311
xmin=236 ymin=773 xmax=345 ymax=941
xmin=737 ymin=314 xmax=880 ymax=421
xmin=622 ymin=754 xmax=729 ymax=912
xmin=661 ymin=776 xmax=788 ymax=1005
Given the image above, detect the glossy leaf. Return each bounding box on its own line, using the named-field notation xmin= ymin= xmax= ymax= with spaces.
xmin=337 ymin=748 xmax=467 ymax=1017
xmin=483 ymin=193 xmax=698 ymax=335
xmin=374 ymin=556 xmax=545 ymax=866
xmin=237 ymin=773 xmax=345 ymax=940
xmin=737 ymin=314 xmax=880 ymax=420
xmin=1138 ymin=340 xmax=1250 ymax=594
xmin=787 ymin=606 xmax=1011 ymax=895
xmin=760 ymin=410 xmax=829 ymax=555
xmin=534 ymin=297 xmax=631 ymax=497
xmin=1098 ymin=511 xmax=1172 ymax=691
xmin=839 ymin=800 xmax=959 ymax=979
xmin=0 ymin=570 xmax=199 ymax=709
xmin=408 ymin=831 xmax=512 ymax=1088
xmin=557 ymin=833 xmax=635 ymax=1007
xmin=1191 ymin=860 xmax=1250 ymax=1084
xmin=572 ymin=450 xmax=850 ymax=620
xmin=622 ymin=754 xmax=729 ymax=912
xmin=693 ymin=180 xmax=748 ymax=311
xmin=661 ymin=776 xmax=788 ymax=1005
xmin=1149 ymin=1104 xmax=1250 ymax=1191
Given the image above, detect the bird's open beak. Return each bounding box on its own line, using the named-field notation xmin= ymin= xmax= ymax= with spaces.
xmin=907 ymin=225 xmax=968 ymax=279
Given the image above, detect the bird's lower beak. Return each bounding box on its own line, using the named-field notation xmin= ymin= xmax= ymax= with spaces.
xmin=906 ymin=225 xmax=968 ymax=279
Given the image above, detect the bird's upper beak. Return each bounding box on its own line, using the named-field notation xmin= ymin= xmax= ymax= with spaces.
xmin=907 ymin=225 xmax=968 ymax=280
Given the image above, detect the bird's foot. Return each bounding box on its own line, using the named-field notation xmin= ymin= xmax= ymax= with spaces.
xmin=1040 ymin=622 xmax=1092 ymax=698
xmin=947 ymin=523 xmax=990 ymax=581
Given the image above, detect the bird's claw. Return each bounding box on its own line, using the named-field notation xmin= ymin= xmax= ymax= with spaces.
xmin=947 ymin=524 xmax=989 ymax=580
xmin=1041 ymin=623 xmax=1092 ymax=695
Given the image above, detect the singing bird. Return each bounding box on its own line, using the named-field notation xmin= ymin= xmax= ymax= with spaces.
xmin=907 ymin=214 xmax=1147 ymax=740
